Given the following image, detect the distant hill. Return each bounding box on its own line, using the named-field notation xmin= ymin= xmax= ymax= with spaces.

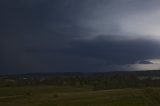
xmin=1 ymin=70 xmax=160 ymax=78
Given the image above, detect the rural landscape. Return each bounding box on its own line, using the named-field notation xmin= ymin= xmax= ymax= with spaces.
xmin=1 ymin=71 xmax=160 ymax=106
xmin=1 ymin=0 xmax=160 ymax=105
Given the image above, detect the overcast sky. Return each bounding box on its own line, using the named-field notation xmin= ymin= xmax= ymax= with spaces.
xmin=1 ymin=0 xmax=160 ymax=74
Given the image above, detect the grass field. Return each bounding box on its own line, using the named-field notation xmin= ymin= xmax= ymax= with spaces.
xmin=0 ymin=86 xmax=160 ymax=106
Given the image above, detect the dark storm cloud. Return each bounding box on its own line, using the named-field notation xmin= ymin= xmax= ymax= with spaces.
xmin=22 ymin=38 xmax=160 ymax=73
xmin=0 ymin=0 xmax=94 ymax=74
xmin=1 ymin=0 xmax=160 ymax=74
xmin=64 ymin=38 xmax=160 ymax=65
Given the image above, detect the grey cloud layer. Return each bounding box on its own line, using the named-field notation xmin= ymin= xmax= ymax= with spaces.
xmin=77 ymin=0 xmax=160 ymax=40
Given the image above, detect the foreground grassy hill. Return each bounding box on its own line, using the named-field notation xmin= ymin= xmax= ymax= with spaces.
xmin=0 ymin=86 xmax=160 ymax=106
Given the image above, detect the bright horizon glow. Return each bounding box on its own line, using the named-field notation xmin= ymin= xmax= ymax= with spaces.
xmin=147 ymin=59 xmax=160 ymax=64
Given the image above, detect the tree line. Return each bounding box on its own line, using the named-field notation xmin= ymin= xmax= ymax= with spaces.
xmin=0 ymin=72 xmax=160 ymax=90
